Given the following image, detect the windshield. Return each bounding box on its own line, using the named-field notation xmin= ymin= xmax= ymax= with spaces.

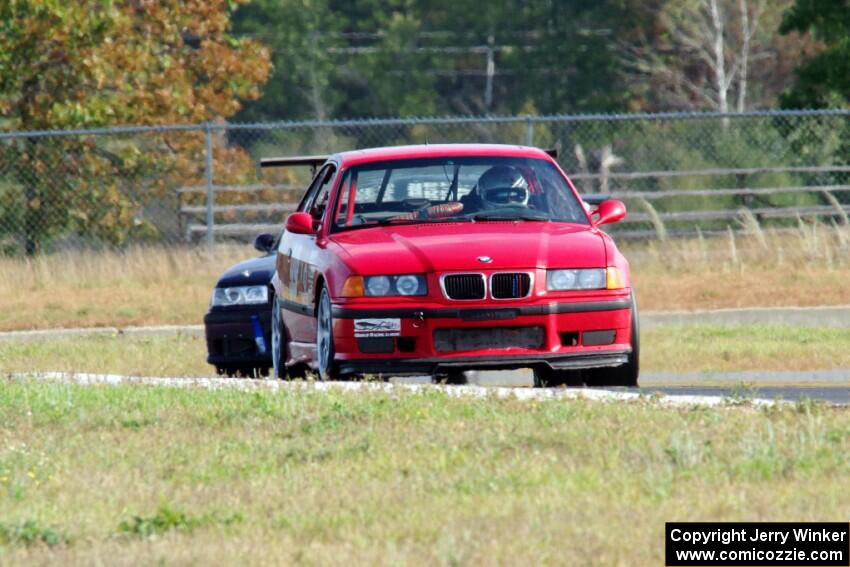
xmin=331 ymin=156 xmax=588 ymax=231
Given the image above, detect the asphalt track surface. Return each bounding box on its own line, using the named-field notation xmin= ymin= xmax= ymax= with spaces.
xmin=641 ymin=386 xmax=850 ymax=404
xmin=425 ymin=369 xmax=850 ymax=405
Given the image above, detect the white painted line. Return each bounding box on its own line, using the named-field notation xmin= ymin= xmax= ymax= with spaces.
xmin=8 ymin=371 xmax=785 ymax=408
xmin=642 ymin=305 xmax=850 ymax=329
xmin=643 ymin=304 xmax=850 ymax=316
xmin=0 ymin=325 xmax=204 ymax=341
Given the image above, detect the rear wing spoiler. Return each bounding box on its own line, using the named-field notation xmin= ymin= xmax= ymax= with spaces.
xmin=259 ymin=155 xmax=329 ymax=168
xmin=259 ymin=155 xmax=329 ymax=177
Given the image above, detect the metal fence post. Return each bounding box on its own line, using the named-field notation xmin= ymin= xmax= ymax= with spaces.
xmin=204 ymin=122 xmax=214 ymax=249
xmin=525 ymin=116 xmax=534 ymax=146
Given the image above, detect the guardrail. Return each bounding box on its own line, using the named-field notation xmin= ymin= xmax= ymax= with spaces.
xmin=176 ymin=180 xmax=850 ymax=243
xmin=177 ymin=184 xmax=298 ymax=241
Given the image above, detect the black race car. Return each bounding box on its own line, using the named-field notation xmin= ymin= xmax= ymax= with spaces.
xmin=204 ymin=234 xmax=277 ymax=377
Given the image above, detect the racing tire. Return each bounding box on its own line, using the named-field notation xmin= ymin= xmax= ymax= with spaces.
xmin=532 ymin=367 xmax=584 ymax=388
xmin=316 ymin=286 xmax=340 ymax=381
xmin=272 ymin=294 xmax=308 ymax=380
xmin=584 ymin=292 xmax=640 ymax=388
xmin=216 ymin=366 xmax=264 ymax=378
xmin=435 ymin=371 xmax=472 ymax=385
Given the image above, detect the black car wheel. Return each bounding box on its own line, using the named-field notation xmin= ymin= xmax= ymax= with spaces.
xmin=217 ymin=366 xmax=269 ymax=379
xmin=316 ymin=286 xmax=339 ymax=381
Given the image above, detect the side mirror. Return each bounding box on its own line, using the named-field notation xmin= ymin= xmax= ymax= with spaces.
xmin=285 ymin=212 xmax=316 ymax=235
xmin=253 ymin=233 xmax=275 ymax=253
xmin=594 ymin=199 xmax=627 ymax=226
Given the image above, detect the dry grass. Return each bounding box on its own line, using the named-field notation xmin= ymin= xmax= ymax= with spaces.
xmin=624 ymin=224 xmax=850 ymax=311
xmin=0 ymin=219 xmax=848 ymax=332
xmin=1 ymin=325 xmax=848 ymax=378
xmin=0 ymin=246 xmax=248 ymax=331
xmin=633 ymin=265 xmax=850 ymax=311
xmin=1 ymin=381 xmax=849 ymax=566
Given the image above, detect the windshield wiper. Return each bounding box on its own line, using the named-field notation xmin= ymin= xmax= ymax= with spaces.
xmin=471 ymin=212 xmax=549 ymax=222
xmin=375 ymin=216 xmax=472 ymax=226
xmin=375 ymin=217 xmax=419 ymax=226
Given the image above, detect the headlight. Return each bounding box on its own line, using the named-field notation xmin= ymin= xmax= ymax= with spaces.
xmin=366 ymin=275 xmax=392 ymax=296
xmin=363 ymin=274 xmax=427 ymax=296
xmin=395 ymin=275 xmax=422 ymax=296
xmin=546 ymin=269 xmax=607 ymax=291
xmin=211 ymin=285 xmax=269 ymax=307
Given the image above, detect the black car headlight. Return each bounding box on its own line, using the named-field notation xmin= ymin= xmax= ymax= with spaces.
xmin=211 ymin=285 xmax=269 ymax=307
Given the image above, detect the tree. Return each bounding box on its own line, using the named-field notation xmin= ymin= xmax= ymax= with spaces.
xmin=780 ymin=0 xmax=850 ymax=108
xmin=623 ymin=0 xmax=810 ymax=112
xmin=231 ymin=0 xmax=649 ymax=122
xmin=0 ymin=0 xmax=271 ymax=253
xmin=496 ymin=0 xmax=644 ymax=115
xmin=230 ymin=0 xmax=342 ymax=122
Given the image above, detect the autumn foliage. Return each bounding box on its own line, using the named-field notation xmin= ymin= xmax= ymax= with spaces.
xmin=0 ymin=0 xmax=271 ymax=253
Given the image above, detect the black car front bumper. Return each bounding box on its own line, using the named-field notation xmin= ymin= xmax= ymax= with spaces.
xmin=204 ymin=308 xmax=272 ymax=369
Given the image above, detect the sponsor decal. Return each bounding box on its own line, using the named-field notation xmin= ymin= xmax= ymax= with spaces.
xmin=354 ymin=318 xmax=401 ymax=337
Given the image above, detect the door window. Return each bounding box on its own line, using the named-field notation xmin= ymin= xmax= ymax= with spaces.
xmin=298 ymin=164 xmax=336 ymax=220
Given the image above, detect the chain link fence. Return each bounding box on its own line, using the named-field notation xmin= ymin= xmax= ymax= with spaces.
xmin=1 ymin=109 xmax=849 ymax=253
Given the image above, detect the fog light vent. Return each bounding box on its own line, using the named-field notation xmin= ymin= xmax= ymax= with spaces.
xmin=357 ymin=337 xmax=394 ymax=353
xmin=582 ymin=330 xmax=616 ymax=346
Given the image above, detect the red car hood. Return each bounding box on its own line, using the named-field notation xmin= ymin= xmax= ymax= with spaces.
xmin=329 ymin=221 xmax=607 ymax=273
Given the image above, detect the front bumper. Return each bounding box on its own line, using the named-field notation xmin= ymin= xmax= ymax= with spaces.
xmin=337 ymin=351 xmax=630 ymax=376
xmin=330 ymin=294 xmax=633 ymax=376
xmin=204 ymin=308 xmax=272 ymax=367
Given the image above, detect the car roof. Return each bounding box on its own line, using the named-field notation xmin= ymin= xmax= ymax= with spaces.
xmin=332 ymin=144 xmax=555 ymax=168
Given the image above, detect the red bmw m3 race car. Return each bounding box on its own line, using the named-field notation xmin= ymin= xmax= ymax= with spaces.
xmin=267 ymin=144 xmax=638 ymax=387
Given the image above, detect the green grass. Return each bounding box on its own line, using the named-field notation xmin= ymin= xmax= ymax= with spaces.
xmin=0 ymin=381 xmax=849 ymax=565
xmin=1 ymin=325 xmax=848 ymax=379
xmin=642 ymin=325 xmax=850 ymax=373
xmin=0 ymin=331 xmax=210 ymax=377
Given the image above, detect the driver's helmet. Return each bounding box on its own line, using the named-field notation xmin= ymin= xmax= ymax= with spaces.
xmin=477 ymin=165 xmax=529 ymax=209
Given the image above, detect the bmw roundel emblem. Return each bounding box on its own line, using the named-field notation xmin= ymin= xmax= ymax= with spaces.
xmin=477 ymin=256 xmax=493 ymax=263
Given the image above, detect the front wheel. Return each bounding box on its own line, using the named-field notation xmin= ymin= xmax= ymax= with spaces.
xmin=434 ymin=371 xmax=476 ymax=385
xmin=316 ymin=286 xmax=339 ymax=381
xmin=532 ymin=367 xmax=584 ymax=388
xmin=585 ymin=292 xmax=640 ymax=388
